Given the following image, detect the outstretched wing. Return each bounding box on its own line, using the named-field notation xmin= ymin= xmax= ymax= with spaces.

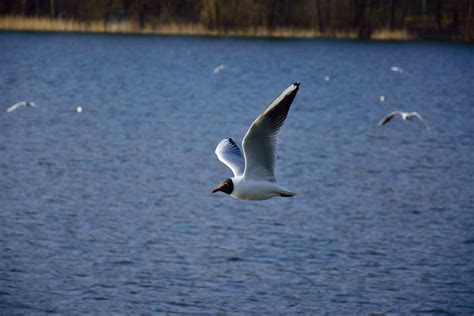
xmin=6 ymin=101 xmax=27 ymax=113
xmin=215 ymin=138 xmax=245 ymax=177
xmin=411 ymin=112 xmax=430 ymax=130
xmin=242 ymin=82 xmax=300 ymax=182
xmin=378 ymin=111 xmax=402 ymax=126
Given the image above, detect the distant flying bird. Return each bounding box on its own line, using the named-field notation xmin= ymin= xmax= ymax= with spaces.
xmin=379 ymin=95 xmax=386 ymax=102
xmin=378 ymin=111 xmax=429 ymax=130
xmin=6 ymin=101 xmax=37 ymax=113
xmin=324 ymin=75 xmax=330 ymax=81
xmin=213 ymin=64 xmax=225 ymax=74
xmin=390 ymin=66 xmax=404 ymax=74
xmin=76 ymin=106 xmax=83 ymax=113
xmin=212 ymin=83 xmax=300 ymax=200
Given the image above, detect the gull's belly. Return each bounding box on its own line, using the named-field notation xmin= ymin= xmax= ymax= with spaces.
xmin=231 ymin=180 xmax=280 ymax=201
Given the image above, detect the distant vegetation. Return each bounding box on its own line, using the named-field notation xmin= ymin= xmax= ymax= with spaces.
xmin=0 ymin=0 xmax=473 ymax=41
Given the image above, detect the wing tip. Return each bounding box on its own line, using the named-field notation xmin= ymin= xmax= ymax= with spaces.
xmin=281 ymin=82 xmax=299 ymax=98
xmin=217 ymin=137 xmax=241 ymax=155
xmin=378 ymin=116 xmax=387 ymax=126
xmin=227 ymin=137 xmax=236 ymax=146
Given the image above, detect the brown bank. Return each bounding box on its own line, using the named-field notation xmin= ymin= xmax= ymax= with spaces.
xmin=0 ymin=0 xmax=473 ymax=41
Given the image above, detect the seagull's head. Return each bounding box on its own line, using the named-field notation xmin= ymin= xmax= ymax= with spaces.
xmin=212 ymin=178 xmax=233 ymax=195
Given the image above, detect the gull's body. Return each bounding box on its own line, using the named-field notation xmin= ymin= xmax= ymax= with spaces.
xmin=378 ymin=111 xmax=429 ymax=129
xmin=6 ymin=101 xmax=37 ymax=113
xmin=212 ymin=83 xmax=300 ymax=201
xmin=213 ymin=64 xmax=225 ymax=74
xmin=229 ymin=177 xmax=295 ymax=201
xmin=390 ymin=66 xmax=404 ymax=73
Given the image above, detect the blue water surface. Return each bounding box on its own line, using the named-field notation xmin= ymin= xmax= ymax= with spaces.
xmin=0 ymin=32 xmax=473 ymax=314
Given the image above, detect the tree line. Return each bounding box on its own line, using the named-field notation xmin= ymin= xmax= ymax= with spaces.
xmin=1 ymin=0 xmax=473 ymax=40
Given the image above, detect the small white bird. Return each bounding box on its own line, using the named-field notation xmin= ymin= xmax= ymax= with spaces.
xmin=378 ymin=111 xmax=429 ymax=130
xmin=213 ymin=64 xmax=225 ymax=74
xmin=390 ymin=66 xmax=404 ymax=73
xmin=379 ymin=95 xmax=386 ymax=102
xmin=324 ymin=75 xmax=330 ymax=81
xmin=6 ymin=101 xmax=37 ymax=113
xmin=212 ymin=83 xmax=300 ymax=201
xmin=76 ymin=106 xmax=83 ymax=113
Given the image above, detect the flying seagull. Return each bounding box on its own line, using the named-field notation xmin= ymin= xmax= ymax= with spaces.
xmin=378 ymin=111 xmax=429 ymax=130
xmin=390 ymin=66 xmax=404 ymax=74
xmin=213 ymin=64 xmax=225 ymax=74
xmin=6 ymin=101 xmax=37 ymax=113
xmin=212 ymin=83 xmax=300 ymax=201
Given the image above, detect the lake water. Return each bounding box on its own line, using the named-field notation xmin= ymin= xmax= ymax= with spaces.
xmin=1 ymin=32 xmax=473 ymax=314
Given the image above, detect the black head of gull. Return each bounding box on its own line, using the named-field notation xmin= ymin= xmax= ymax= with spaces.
xmin=212 ymin=178 xmax=234 ymax=194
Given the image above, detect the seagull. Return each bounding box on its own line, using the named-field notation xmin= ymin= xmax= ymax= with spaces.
xmin=390 ymin=66 xmax=404 ymax=74
xmin=6 ymin=101 xmax=37 ymax=113
xmin=212 ymin=83 xmax=300 ymax=201
xmin=378 ymin=111 xmax=429 ymax=130
xmin=213 ymin=64 xmax=225 ymax=74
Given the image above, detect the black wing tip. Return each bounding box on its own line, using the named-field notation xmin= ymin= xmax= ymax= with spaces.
xmin=293 ymin=82 xmax=300 ymax=89
xmin=227 ymin=137 xmax=236 ymax=145
xmin=378 ymin=116 xmax=390 ymax=126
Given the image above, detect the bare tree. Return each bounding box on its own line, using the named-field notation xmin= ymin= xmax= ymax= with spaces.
xmin=435 ymin=0 xmax=442 ymax=31
xmin=315 ymin=0 xmax=325 ymax=32
xmin=50 ymin=0 xmax=55 ymax=18
xmin=388 ymin=0 xmax=396 ymax=30
xmin=466 ymin=0 xmax=474 ymax=40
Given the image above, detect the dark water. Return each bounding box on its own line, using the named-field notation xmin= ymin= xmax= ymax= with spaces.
xmin=1 ymin=32 xmax=473 ymax=314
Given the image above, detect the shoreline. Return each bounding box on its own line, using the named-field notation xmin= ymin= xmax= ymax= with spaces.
xmin=1 ymin=16 xmax=467 ymax=42
xmin=0 ymin=16 xmax=416 ymax=41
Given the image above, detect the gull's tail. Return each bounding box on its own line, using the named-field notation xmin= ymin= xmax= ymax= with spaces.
xmin=276 ymin=185 xmax=297 ymax=198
